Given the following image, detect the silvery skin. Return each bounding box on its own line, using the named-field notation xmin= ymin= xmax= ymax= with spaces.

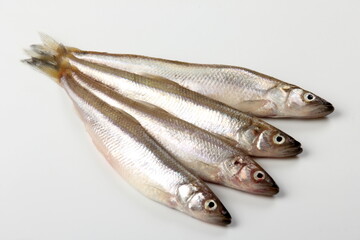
xmin=69 ymin=69 xmax=279 ymax=196
xmin=72 ymin=51 xmax=334 ymax=118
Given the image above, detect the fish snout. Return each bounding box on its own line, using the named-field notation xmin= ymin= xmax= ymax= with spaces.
xmin=312 ymin=101 xmax=334 ymax=118
xmin=255 ymin=181 xmax=280 ymax=196
xmin=278 ymin=137 xmax=303 ymax=157
xmin=212 ymin=208 xmax=232 ymax=226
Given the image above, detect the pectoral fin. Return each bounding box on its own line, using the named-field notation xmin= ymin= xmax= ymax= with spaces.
xmin=237 ymin=100 xmax=277 ymax=117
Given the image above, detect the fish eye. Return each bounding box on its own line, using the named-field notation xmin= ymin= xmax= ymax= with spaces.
xmin=273 ymin=134 xmax=285 ymax=144
xmin=204 ymin=199 xmax=217 ymax=211
xmin=253 ymin=171 xmax=265 ymax=181
xmin=304 ymin=92 xmax=315 ymax=102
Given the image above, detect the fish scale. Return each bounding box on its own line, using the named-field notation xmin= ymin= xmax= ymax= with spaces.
xmin=59 ymin=72 xmax=232 ymax=225
xmin=73 ymin=52 xmax=333 ymax=118
xmin=63 ymin=54 xmax=301 ymax=157
xmin=69 ymin=69 xmax=278 ymax=195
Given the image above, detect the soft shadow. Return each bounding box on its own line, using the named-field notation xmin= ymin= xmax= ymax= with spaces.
xmin=228 ymin=217 xmax=239 ymax=228
xmin=273 ymin=187 xmax=286 ymax=199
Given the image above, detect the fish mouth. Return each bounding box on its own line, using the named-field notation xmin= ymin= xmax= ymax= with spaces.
xmin=208 ymin=209 xmax=232 ymax=226
xmin=253 ymin=182 xmax=280 ymax=196
xmin=307 ymin=101 xmax=335 ymax=118
xmin=314 ymin=102 xmax=335 ymax=117
xmin=277 ymin=138 xmax=303 ymax=158
xmin=281 ymin=146 xmax=303 ymax=157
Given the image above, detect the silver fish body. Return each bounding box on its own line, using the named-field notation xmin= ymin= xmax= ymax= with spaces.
xmin=70 ymin=69 xmax=279 ymax=195
xmin=45 ymin=69 xmax=232 ymax=225
xmin=72 ymin=52 xmax=334 ymax=118
xmin=65 ymin=56 xmax=302 ymax=158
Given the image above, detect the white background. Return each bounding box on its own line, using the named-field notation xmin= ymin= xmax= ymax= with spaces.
xmin=1 ymin=0 xmax=359 ymax=239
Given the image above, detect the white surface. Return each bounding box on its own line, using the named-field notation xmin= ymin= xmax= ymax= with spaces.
xmin=0 ymin=0 xmax=359 ymax=239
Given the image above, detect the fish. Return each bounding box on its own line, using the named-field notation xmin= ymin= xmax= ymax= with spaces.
xmin=70 ymin=50 xmax=334 ymax=119
xmin=68 ymin=68 xmax=279 ymax=196
xmin=27 ymin=35 xmax=302 ymax=157
xmin=23 ymin=58 xmax=232 ymax=226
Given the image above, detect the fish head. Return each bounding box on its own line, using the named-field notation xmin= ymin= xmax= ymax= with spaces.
xmin=221 ymin=155 xmax=279 ymax=196
xmin=273 ymin=85 xmax=334 ymax=118
xmin=239 ymin=125 xmax=302 ymax=157
xmin=179 ymin=184 xmax=231 ymax=225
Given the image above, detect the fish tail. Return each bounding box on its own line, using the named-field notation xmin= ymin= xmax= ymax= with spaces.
xmin=22 ymin=33 xmax=71 ymax=83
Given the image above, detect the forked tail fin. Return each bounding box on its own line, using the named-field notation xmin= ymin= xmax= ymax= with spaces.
xmin=22 ymin=33 xmax=71 ymax=82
